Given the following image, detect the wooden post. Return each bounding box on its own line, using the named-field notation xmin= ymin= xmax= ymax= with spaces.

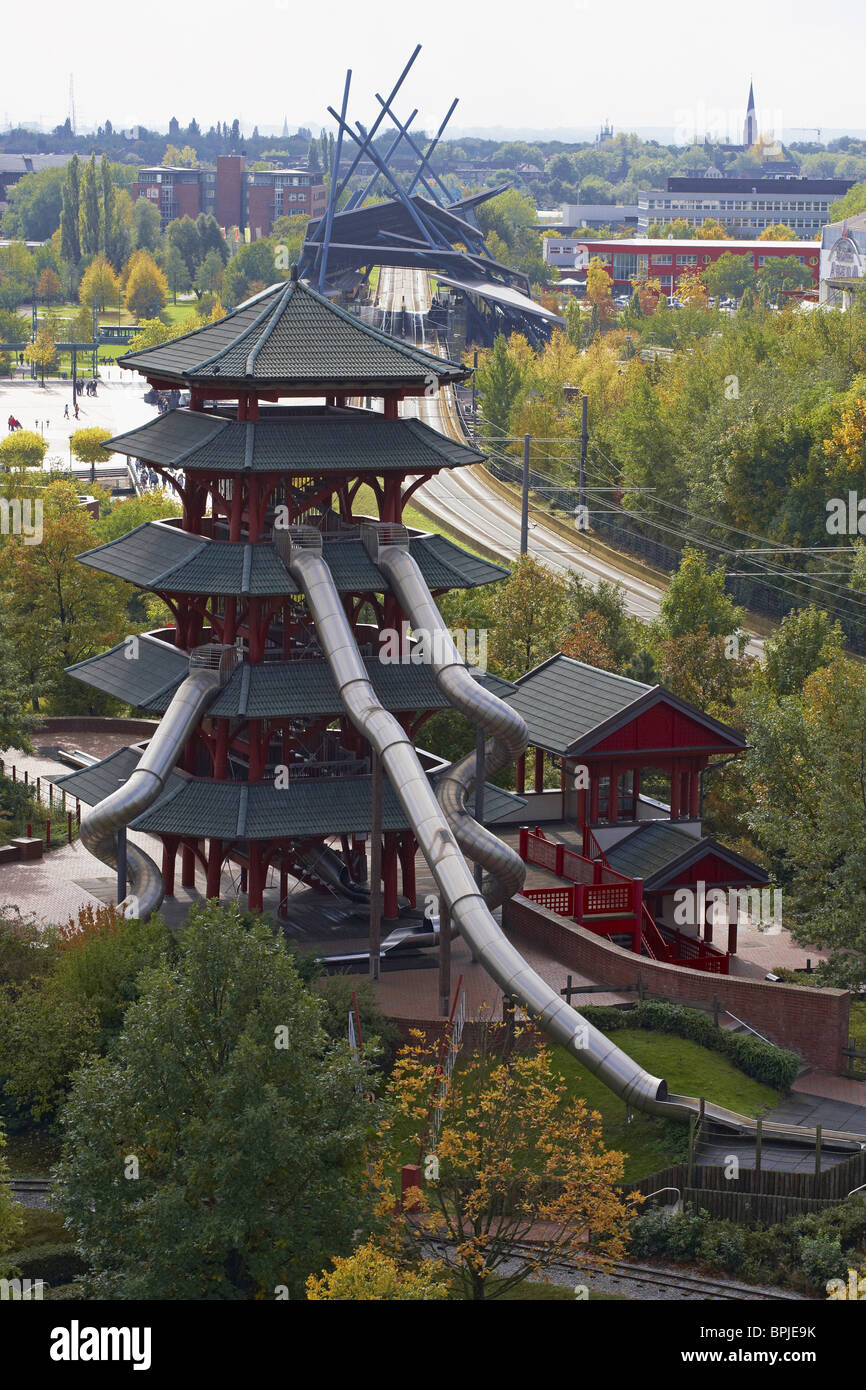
xmin=369 ymin=748 xmax=383 ymax=982
xmin=687 ymin=1114 xmax=696 ymax=1190
xmin=755 ymin=1117 xmax=762 ymax=1175
xmin=67 ymin=811 xmax=73 ymax=844
xmin=815 ymin=1124 xmax=822 ymax=1183
xmin=437 ymin=901 xmax=451 ymax=1017
xmin=45 ymin=819 xmax=50 ymax=848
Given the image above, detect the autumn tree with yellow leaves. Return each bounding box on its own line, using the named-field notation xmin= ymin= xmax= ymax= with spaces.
xmin=374 ymin=1023 xmax=632 ymax=1301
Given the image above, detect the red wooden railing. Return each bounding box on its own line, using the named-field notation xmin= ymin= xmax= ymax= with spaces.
xmin=518 ymin=825 xmax=730 ymax=974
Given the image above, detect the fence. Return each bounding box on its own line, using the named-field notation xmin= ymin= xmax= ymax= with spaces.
xmin=0 ymin=759 xmax=79 ymax=849
xmin=479 ymin=455 xmax=866 ymax=654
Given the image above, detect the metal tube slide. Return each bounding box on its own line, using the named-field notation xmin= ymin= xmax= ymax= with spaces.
xmin=280 ymin=525 xmax=669 ymax=1116
xmin=80 ymin=664 xmax=223 ymax=920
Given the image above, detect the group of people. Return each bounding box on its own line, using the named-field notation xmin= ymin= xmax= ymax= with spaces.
xmin=76 ymin=379 xmax=99 ymax=398
xmin=6 ymin=415 xmax=23 ymax=432
xmin=134 ymin=459 xmax=184 ymax=493
xmin=63 ymin=403 xmax=81 ymax=420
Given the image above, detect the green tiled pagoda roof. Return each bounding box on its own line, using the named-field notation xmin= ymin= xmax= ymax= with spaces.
xmin=55 ymin=747 xmax=526 ymax=839
xmin=119 ymin=278 xmax=468 ymax=390
xmin=604 ymin=820 xmax=769 ymax=890
xmin=105 ymin=407 xmax=485 ymax=474
xmin=76 ymin=524 xmax=508 ymax=597
xmin=505 ymin=654 xmax=652 ymax=756
xmin=129 ymin=774 xmax=523 ymax=839
xmin=67 ymin=642 xmax=516 ymax=718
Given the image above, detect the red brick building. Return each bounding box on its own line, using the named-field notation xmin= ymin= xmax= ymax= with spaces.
xmin=132 ymin=156 xmax=326 ymax=239
xmin=544 ymin=235 xmax=821 ymax=297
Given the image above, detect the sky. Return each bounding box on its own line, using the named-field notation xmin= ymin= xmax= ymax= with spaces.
xmin=5 ymin=0 xmax=866 ymax=141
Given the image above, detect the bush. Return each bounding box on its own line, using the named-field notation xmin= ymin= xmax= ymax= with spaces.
xmin=798 ymin=1235 xmax=846 ymax=1290
xmin=315 ymin=974 xmax=403 ymax=1073
xmin=576 ymin=1001 xmax=800 ymax=1090
xmin=7 ymin=1242 xmax=85 ymax=1286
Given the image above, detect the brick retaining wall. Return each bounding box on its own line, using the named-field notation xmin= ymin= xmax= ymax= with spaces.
xmin=35 ymin=717 xmax=159 ymax=736
xmin=504 ymin=895 xmax=850 ymax=1075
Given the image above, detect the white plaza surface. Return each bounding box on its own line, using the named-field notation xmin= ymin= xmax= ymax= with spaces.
xmin=1 ymin=370 xmax=155 ymax=472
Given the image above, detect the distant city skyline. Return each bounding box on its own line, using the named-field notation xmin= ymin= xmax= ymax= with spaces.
xmin=4 ymin=0 xmax=865 ymax=142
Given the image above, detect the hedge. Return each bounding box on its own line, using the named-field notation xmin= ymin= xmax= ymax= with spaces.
xmin=6 ymin=1242 xmax=86 ymax=1286
xmin=576 ymin=1000 xmax=800 ymax=1090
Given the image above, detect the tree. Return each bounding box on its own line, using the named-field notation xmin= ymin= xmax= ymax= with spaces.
xmin=55 ymin=903 xmax=377 ymax=1299
xmin=70 ymin=427 xmax=112 ymax=481
xmin=486 ymin=556 xmax=571 ymax=680
xmin=703 ymin=251 xmax=755 ymax=302
xmin=694 ymin=219 xmax=730 ymax=240
xmin=565 ymin=573 xmax=636 ymax=670
xmin=655 ymin=547 xmax=744 ymax=641
xmin=195 ymin=213 xmax=228 ymax=265
xmin=166 ymin=215 xmax=201 ymax=278
xmin=132 ymin=197 xmax=161 ymax=252
xmin=306 ymin=1242 xmax=447 ymax=1300
xmin=0 ymin=480 xmax=127 ymax=707
xmin=0 ymin=1123 xmax=24 ymax=1269
xmin=756 ymin=256 xmax=812 ymax=302
xmin=60 ymin=154 xmax=81 ymax=264
xmin=559 ymin=611 xmax=617 ymax=669
xmin=0 ymin=165 xmax=65 ymax=242
xmin=126 ymin=316 xmax=183 ymax=352
xmin=762 ymin=605 xmax=846 ymax=698
xmin=585 ymin=257 xmax=615 ymax=322
xmin=123 ymin=249 xmax=168 ymax=318
xmin=744 ymin=657 xmax=866 ymax=989
xmin=80 ymin=154 xmax=101 ymax=258
xmin=474 ymin=333 xmax=529 ymax=441
xmin=758 ymin=223 xmax=797 ymax=241
xmin=565 ymin=297 xmax=582 ymax=346
xmin=36 ymin=266 xmax=61 ymax=303
xmin=220 ymin=239 xmax=281 ymax=308
xmin=24 ymin=326 xmax=57 ymax=385
xmin=78 ymin=254 xmax=119 ymax=311
xmin=163 ymin=243 xmax=191 ymax=303
xmin=0 ymin=430 xmax=48 ymax=473
xmin=375 ymin=1025 xmax=630 ymax=1300
xmin=676 ymin=268 xmax=708 ymax=308
xmin=100 ymin=154 xmax=115 ymax=259
xmin=657 ymin=625 xmax=753 ymax=710
xmin=193 ymin=248 xmax=224 ymax=299
xmin=161 ymin=144 xmax=182 ymax=167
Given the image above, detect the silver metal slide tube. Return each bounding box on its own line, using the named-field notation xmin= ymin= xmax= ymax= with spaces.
xmin=79 ymin=667 xmax=222 ymax=919
xmin=282 ymin=526 xmax=670 ymax=1115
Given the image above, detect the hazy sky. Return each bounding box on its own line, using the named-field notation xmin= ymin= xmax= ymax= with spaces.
xmin=6 ymin=0 xmax=865 ymax=139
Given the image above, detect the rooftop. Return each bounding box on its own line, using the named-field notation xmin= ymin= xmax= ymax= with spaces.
xmin=119 ymin=276 xmax=469 ymax=392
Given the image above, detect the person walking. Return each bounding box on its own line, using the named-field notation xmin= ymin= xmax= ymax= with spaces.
xmin=64 ymin=404 xmax=69 ymax=419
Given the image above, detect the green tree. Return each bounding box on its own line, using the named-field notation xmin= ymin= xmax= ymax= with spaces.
xmin=195 ymin=213 xmax=228 ymax=265
xmin=60 ymin=154 xmax=81 ymax=264
xmin=655 ymin=546 xmax=744 ymax=641
xmin=80 ymin=154 xmax=101 ymax=258
xmin=0 ymin=430 xmax=48 ymax=473
xmin=100 ymin=154 xmax=115 ymax=258
xmin=0 ymin=1122 xmax=24 ymax=1268
xmin=0 ymin=165 xmax=65 ymax=241
xmin=70 ymin=427 xmax=112 ymax=481
xmin=55 ymin=903 xmax=377 ymax=1299
xmin=23 ymin=326 xmax=57 ymax=385
xmin=163 ymin=243 xmax=191 ymax=303
xmin=756 ymin=256 xmax=812 ymax=303
xmin=475 ymin=333 xmax=529 ymax=442
xmin=36 ymin=266 xmax=61 ymax=303
xmin=703 ymin=251 xmax=756 ymax=302
xmin=193 ymin=248 xmax=224 ymax=299
xmin=762 ymin=605 xmax=846 ymax=698
xmin=131 ymin=197 xmax=161 ymax=252
xmin=486 ymin=555 xmax=571 ymax=680
xmin=166 ymin=215 xmax=201 ymax=278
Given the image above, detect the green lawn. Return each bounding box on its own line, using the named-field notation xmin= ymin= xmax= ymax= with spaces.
xmin=551 ymin=1032 xmax=780 ymax=1182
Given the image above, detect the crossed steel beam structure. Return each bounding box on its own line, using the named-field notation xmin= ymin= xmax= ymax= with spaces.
xmin=299 ymin=46 xmax=533 ymax=306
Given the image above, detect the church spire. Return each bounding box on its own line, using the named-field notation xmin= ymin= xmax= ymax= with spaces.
xmin=743 ymin=80 xmax=757 ymax=148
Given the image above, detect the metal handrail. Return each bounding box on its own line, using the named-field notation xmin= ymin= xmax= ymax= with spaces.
xmin=627 ymin=1186 xmax=681 ymax=1208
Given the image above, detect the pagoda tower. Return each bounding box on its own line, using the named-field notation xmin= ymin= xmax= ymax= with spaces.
xmin=63 ymin=274 xmax=513 ymax=924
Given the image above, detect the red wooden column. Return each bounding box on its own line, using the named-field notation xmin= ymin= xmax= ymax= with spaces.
xmin=515 ymin=755 xmax=526 ymax=796
xmin=247 ymin=844 xmax=265 ymax=914
xmin=632 ymin=767 xmax=641 ymax=820
xmin=561 ymin=759 xmax=568 ymax=822
xmin=161 ymin=836 xmax=179 ymax=896
xmin=534 ymin=746 xmax=544 ymax=794
xmin=631 ymin=879 xmax=643 ymax=955
xmin=206 ymin=838 xmax=223 ymax=899
xmin=727 ymin=916 xmax=738 ymax=955
xmin=383 ymin=832 xmax=400 ymax=919
xmin=181 ymin=843 xmax=197 ymax=888
xmin=589 ymin=762 xmax=600 ymax=825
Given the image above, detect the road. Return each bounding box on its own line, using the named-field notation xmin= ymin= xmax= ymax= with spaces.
xmin=373 ymin=266 xmax=765 ymax=654
xmin=373 ymin=267 xmax=665 ymax=623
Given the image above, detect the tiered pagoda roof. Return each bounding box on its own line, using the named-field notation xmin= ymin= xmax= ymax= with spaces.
xmin=104 ymin=407 xmax=485 ymax=475
xmin=119 ymin=276 xmax=468 ymax=392
xmin=76 ymin=522 xmax=507 ymax=597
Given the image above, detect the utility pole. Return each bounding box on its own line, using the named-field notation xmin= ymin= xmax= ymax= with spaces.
xmin=470 ymin=347 xmax=478 ymax=433
xmin=520 ymin=433 xmax=530 ymax=555
xmin=579 ymin=394 xmax=588 ymax=528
